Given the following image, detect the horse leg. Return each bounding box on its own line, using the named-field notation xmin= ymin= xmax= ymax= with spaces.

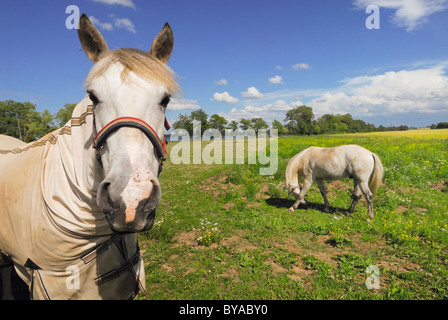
xmin=289 ymin=179 xmax=312 ymax=212
xmin=347 ymin=182 xmax=362 ymax=215
xmin=359 ymin=182 xmax=374 ymax=219
xmin=316 ymin=179 xmax=330 ymax=213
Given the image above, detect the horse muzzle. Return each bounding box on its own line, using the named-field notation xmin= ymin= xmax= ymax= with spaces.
xmin=97 ymin=180 xmax=161 ymax=234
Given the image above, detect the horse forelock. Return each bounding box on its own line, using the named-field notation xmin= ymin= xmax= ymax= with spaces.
xmin=84 ymin=48 xmax=181 ymax=95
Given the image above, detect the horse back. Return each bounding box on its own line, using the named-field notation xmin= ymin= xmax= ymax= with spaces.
xmin=0 ymin=135 xmax=27 ymax=151
xmin=307 ymin=145 xmax=373 ymax=180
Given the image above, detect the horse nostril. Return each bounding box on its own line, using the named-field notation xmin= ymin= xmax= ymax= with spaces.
xmin=142 ymin=183 xmax=161 ymax=213
xmin=97 ymin=182 xmax=113 ymax=214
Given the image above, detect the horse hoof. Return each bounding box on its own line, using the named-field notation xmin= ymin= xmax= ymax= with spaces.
xmin=288 ymin=207 xmax=295 ymax=212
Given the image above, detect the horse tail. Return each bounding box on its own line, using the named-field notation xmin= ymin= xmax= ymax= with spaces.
xmin=369 ymin=153 xmax=384 ymax=195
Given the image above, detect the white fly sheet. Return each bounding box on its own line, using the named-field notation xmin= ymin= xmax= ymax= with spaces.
xmin=0 ymin=98 xmax=146 ymax=299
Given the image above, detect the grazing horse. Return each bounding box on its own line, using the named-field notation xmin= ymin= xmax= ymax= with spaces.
xmin=0 ymin=14 xmax=180 ymax=299
xmin=285 ymin=145 xmax=383 ymax=219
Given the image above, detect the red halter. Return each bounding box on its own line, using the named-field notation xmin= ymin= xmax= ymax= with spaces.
xmin=92 ymin=115 xmax=170 ymax=174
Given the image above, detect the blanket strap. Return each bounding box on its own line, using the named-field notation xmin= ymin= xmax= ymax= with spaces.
xmin=93 ymin=236 xmax=140 ymax=285
xmin=94 ymin=252 xmax=140 ymax=286
xmin=0 ymin=249 xmax=13 ymax=267
xmin=81 ymin=234 xmax=119 ymax=264
xmin=81 ymin=234 xmax=145 ymax=295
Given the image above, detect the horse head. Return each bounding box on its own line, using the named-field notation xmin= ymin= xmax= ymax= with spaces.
xmin=287 ymin=184 xmax=301 ymax=199
xmin=78 ymin=14 xmax=179 ymax=233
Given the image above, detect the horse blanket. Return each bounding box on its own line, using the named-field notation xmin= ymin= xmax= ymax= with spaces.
xmin=0 ymin=97 xmax=146 ymax=299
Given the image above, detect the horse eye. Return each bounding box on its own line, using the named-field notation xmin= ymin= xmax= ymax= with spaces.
xmin=88 ymin=91 xmax=99 ymax=105
xmin=160 ymin=95 xmax=171 ymax=108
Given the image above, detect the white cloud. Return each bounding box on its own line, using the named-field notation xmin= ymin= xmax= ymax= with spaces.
xmin=168 ymin=98 xmax=201 ymax=111
xmin=276 ymin=65 xmax=283 ymax=70
xmin=219 ymin=99 xmax=302 ymax=123
xmin=211 ymin=92 xmax=239 ymax=104
xmin=92 ymin=0 xmax=136 ymax=9
xmin=269 ymin=75 xmax=284 ymax=84
xmin=354 ymin=0 xmax=448 ymax=31
xmin=217 ymin=62 xmax=448 ymax=124
xmin=308 ymin=64 xmax=448 ymax=117
xmin=113 ymin=17 xmax=136 ymax=33
xmin=292 ymin=63 xmax=311 ymax=70
xmin=241 ymin=87 xmax=264 ymax=99
xmin=89 ymin=16 xmax=114 ymax=31
xmin=89 ymin=16 xmax=136 ymax=33
xmin=214 ymin=79 xmax=228 ymax=85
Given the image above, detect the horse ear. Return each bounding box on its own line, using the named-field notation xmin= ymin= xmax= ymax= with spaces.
xmin=78 ymin=14 xmax=110 ymax=63
xmin=149 ymin=23 xmax=174 ymax=63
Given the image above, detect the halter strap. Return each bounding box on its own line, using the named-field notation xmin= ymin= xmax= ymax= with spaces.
xmin=92 ymin=116 xmax=169 ymax=174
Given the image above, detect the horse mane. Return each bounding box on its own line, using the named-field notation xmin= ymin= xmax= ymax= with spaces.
xmin=84 ymin=48 xmax=181 ymax=95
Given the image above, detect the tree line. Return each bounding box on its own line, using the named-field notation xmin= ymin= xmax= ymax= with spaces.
xmin=172 ymin=109 xmax=270 ymax=136
xmin=172 ymin=105 xmax=412 ymax=136
xmin=3 ymin=99 xmax=443 ymax=143
xmin=0 ymin=100 xmax=75 ymax=142
xmin=430 ymin=122 xmax=448 ymax=129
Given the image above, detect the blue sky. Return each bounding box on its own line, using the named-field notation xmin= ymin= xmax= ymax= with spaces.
xmin=1 ymin=0 xmax=448 ymax=128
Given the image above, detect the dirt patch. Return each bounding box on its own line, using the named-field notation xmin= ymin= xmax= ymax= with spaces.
xmin=378 ymin=259 xmax=422 ymax=274
xmin=311 ymin=250 xmax=340 ymax=268
xmin=429 ymin=181 xmax=447 ymax=192
xmin=257 ymin=183 xmax=271 ymax=200
xmin=222 ymin=202 xmax=235 ymax=210
xmin=288 ymin=263 xmax=314 ymax=283
xmin=174 ymin=230 xmax=218 ymax=249
xmin=218 ymin=268 xmax=239 ymax=279
xmin=395 ymin=206 xmax=408 ymax=214
xmin=280 ymin=237 xmax=303 ymax=253
xmin=268 ymin=261 xmax=289 ymax=274
xmin=221 ymin=233 xmax=258 ymax=252
xmin=246 ymin=202 xmax=261 ymax=208
xmin=198 ymin=171 xmax=240 ymax=199
xmin=175 ymin=230 xmax=197 ymax=247
xmin=327 ymin=180 xmax=352 ymax=197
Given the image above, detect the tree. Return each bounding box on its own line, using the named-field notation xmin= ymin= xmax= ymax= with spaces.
xmin=285 ymin=105 xmax=315 ymax=135
xmin=0 ymin=100 xmax=59 ymax=142
xmin=272 ymin=119 xmax=287 ymax=135
xmin=431 ymin=122 xmax=448 ymax=129
xmin=0 ymin=100 xmax=36 ymax=141
xmin=351 ymin=119 xmax=368 ymax=133
xmin=26 ymin=109 xmax=57 ymax=140
xmin=208 ymin=114 xmax=228 ymax=135
xmin=337 ymin=114 xmax=354 ymax=132
xmin=191 ymin=109 xmax=209 ymax=134
xmin=227 ymin=120 xmax=239 ymax=131
xmin=172 ymin=113 xmax=194 ymax=136
xmin=55 ymin=103 xmax=77 ymax=127
xmin=249 ymin=117 xmax=269 ymax=132
xmin=239 ymin=118 xmax=251 ymax=131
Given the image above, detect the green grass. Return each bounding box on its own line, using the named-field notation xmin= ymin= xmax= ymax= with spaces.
xmin=136 ymin=132 xmax=448 ymax=300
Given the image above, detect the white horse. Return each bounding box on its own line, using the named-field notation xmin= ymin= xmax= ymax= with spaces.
xmin=0 ymin=14 xmax=180 ymax=299
xmin=285 ymin=145 xmax=383 ymax=219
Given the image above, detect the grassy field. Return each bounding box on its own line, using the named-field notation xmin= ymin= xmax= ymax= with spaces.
xmin=137 ymin=129 xmax=448 ymax=300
